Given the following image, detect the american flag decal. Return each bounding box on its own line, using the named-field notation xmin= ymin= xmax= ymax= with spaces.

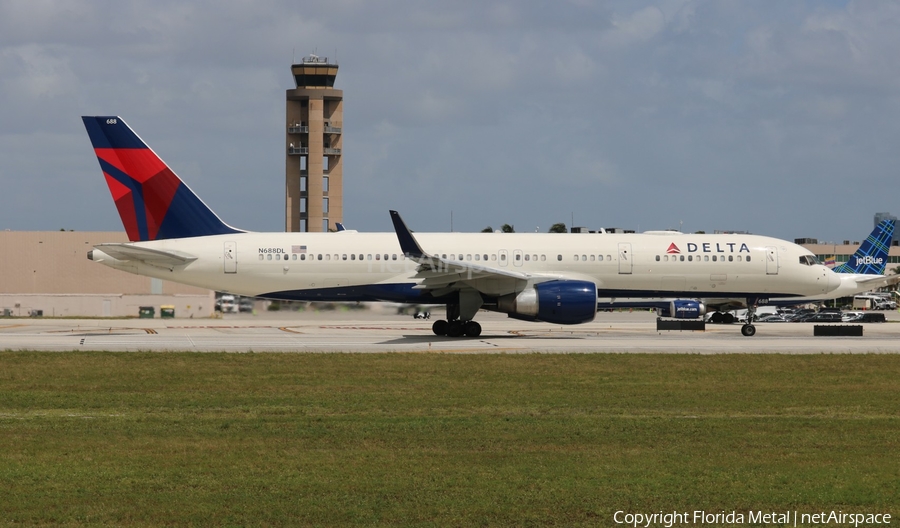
xmin=292 ymin=245 xmax=307 ymax=253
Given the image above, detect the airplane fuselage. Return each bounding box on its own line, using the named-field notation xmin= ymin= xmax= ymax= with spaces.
xmin=90 ymin=231 xmax=840 ymax=305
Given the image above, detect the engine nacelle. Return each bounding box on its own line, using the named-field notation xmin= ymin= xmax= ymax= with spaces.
xmin=497 ymin=280 xmax=597 ymax=325
xmin=656 ymin=300 xmax=706 ymax=319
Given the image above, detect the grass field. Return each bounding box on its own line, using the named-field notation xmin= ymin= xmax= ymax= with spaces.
xmin=0 ymin=352 xmax=898 ymax=526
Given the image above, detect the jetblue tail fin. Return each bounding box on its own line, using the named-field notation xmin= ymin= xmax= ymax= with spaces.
xmin=832 ymin=219 xmax=895 ymax=275
xmin=82 ymin=116 xmax=241 ymax=241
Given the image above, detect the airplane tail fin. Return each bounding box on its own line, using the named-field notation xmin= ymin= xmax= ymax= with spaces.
xmin=832 ymin=219 xmax=895 ymax=275
xmin=82 ymin=116 xmax=242 ymax=242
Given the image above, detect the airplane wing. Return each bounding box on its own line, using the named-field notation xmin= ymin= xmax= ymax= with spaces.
xmin=851 ymin=274 xmax=900 ymax=289
xmin=389 ymin=210 xmax=554 ymax=293
xmin=94 ymin=243 xmax=197 ymax=268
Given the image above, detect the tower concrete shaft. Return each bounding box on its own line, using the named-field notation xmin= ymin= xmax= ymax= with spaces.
xmin=286 ymin=55 xmax=343 ymax=232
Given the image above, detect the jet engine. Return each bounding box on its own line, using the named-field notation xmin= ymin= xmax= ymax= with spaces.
xmin=656 ymin=300 xmax=706 ymax=319
xmin=497 ymin=280 xmax=597 ymax=324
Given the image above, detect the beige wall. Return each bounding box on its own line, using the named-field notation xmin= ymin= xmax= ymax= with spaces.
xmin=0 ymin=232 xmax=214 ymax=317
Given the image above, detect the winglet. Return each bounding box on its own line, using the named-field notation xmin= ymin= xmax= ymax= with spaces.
xmin=389 ymin=210 xmax=427 ymax=259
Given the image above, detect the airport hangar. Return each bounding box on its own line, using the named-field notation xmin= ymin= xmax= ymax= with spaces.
xmin=0 ymin=231 xmax=213 ymax=318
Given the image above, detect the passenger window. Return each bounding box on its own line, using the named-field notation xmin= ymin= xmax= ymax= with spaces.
xmin=284 ymin=254 xmax=289 ymax=260
xmin=704 ymin=255 xmax=709 ymax=261
xmin=384 ymin=254 xmax=389 ymax=260
xmin=557 ymin=255 xmax=562 ymax=261
xmin=598 ymin=255 xmax=603 ymax=261
xmin=573 ymin=255 xmax=578 ymax=261
xmin=325 ymin=254 xmax=331 ymax=260
xmin=688 ymin=255 xmax=692 ymax=262
xmin=747 ymin=256 xmax=751 ymax=262
xmin=258 ymin=254 xmax=264 ymax=261
xmin=467 ymin=254 xmax=472 ymax=261
xmin=392 ymin=254 xmax=397 ymax=260
xmin=515 ymin=254 xmax=521 ymax=261
xmin=540 ymin=255 xmax=546 ymax=261
xmin=737 ymin=255 xmax=741 ymax=262
xmin=484 ymin=254 xmax=489 ymax=261
xmin=712 ymin=256 xmax=717 ymax=262
xmin=501 ymin=254 xmax=506 ymax=261
xmin=729 ymin=255 xmax=733 ymax=262
xmin=351 ymin=254 xmax=356 ymax=260
xmin=267 ymin=254 xmax=272 ymax=261
xmin=680 ymin=255 xmax=685 ymax=262
xmin=491 ymin=254 xmax=497 ymax=261
xmin=375 ymin=254 xmax=380 ymax=260
xmin=301 ymin=254 xmax=306 ymax=261
xmin=524 ymin=254 xmax=529 ymax=261
xmin=590 ymin=255 xmax=595 ymax=261
xmin=475 ymin=254 xmax=481 ymax=261
xmin=359 ymin=254 xmax=364 ymax=261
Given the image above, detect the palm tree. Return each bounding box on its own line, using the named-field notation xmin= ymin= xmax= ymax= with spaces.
xmin=501 ymin=224 xmax=515 ymax=233
xmin=548 ymin=223 xmax=567 ymax=233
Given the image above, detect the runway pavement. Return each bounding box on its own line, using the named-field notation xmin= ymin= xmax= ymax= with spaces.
xmin=2 ymin=309 xmax=900 ymax=353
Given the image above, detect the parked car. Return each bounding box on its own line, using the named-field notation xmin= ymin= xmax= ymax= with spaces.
xmin=793 ymin=312 xmax=842 ymax=323
xmin=757 ymin=314 xmax=789 ymax=322
xmin=239 ymin=297 xmax=255 ymax=313
xmin=843 ymin=312 xmax=886 ymax=323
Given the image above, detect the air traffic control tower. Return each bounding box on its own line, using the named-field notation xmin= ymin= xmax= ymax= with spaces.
xmin=285 ymin=55 xmax=343 ymax=232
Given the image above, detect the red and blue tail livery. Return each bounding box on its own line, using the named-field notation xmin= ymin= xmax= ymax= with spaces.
xmin=82 ymin=116 xmax=241 ymax=241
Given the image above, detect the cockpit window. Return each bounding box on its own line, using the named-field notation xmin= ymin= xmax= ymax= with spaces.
xmin=799 ymin=255 xmax=819 ymax=266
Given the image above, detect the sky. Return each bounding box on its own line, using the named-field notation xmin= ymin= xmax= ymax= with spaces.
xmin=1 ymin=0 xmax=898 ymax=243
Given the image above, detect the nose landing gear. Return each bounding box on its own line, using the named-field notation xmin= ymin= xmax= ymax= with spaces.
xmin=741 ymin=300 xmax=758 ymax=337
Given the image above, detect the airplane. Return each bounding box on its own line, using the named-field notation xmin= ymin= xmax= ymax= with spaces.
xmin=590 ymin=219 xmax=897 ymax=323
xmin=82 ymin=116 xmax=845 ymax=338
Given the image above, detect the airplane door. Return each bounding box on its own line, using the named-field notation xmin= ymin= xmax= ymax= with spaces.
xmin=766 ymin=246 xmax=778 ymax=275
xmin=499 ymin=249 xmax=508 ymax=267
xmin=513 ymin=250 xmax=523 ymax=267
xmin=224 ymin=242 xmax=237 ymax=274
xmin=618 ymin=243 xmax=632 ymax=274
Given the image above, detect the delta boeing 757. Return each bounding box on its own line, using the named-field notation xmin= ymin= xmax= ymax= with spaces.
xmin=83 ymin=116 xmax=846 ymax=337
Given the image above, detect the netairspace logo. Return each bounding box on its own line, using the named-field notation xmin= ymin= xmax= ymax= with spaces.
xmin=613 ymin=510 xmax=892 ymax=527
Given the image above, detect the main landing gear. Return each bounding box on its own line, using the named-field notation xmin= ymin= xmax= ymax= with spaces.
xmin=431 ymin=298 xmax=483 ymax=338
xmin=432 ymin=319 xmax=482 ymax=338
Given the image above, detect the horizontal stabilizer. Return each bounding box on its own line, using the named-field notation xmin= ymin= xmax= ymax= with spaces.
xmin=94 ymin=243 xmax=197 ymax=267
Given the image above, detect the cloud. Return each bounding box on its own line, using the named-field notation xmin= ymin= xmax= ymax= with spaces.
xmin=0 ymin=0 xmax=898 ymax=242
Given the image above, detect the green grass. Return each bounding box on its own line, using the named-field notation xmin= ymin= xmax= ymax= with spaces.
xmin=0 ymin=353 xmax=898 ymax=526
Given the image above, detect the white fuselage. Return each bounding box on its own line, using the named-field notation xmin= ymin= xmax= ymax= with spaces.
xmin=90 ymin=231 xmax=841 ymax=305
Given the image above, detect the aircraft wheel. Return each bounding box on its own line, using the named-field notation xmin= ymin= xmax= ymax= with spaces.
xmin=464 ymin=321 xmax=482 ymax=338
xmin=741 ymin=324 xmax=756 ymax=337
xmin=446 ymin=320 xmax=464 ymax=337
xmin=432 ymin=320 xmax=448 ymax=336
xmin=711 ymin=312 xmax=724 ymax=324
xmin=723 ymin=313 xmax=735 ymax=324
